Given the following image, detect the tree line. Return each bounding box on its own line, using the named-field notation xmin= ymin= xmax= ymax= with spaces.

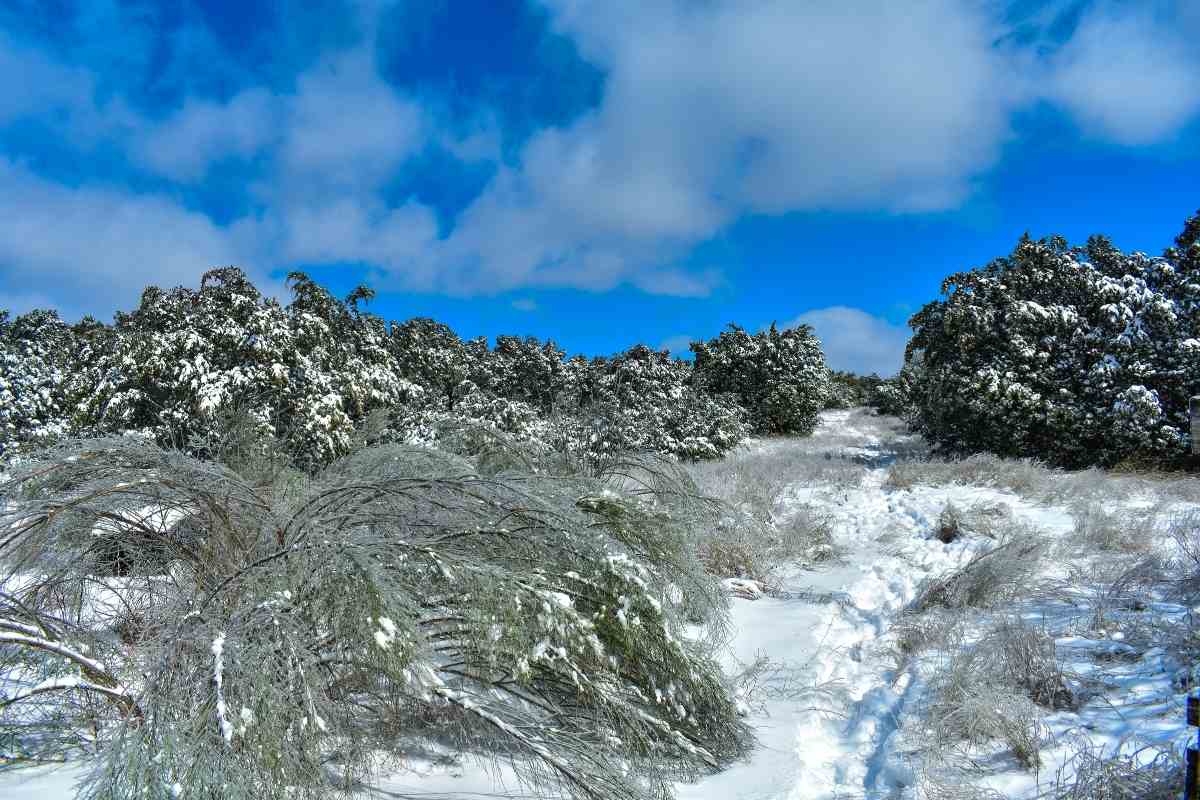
xmin=0 ymin=268 xmax=835 ymax=470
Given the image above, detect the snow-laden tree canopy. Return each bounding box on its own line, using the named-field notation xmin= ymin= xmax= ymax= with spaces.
xmin=690 ymin=323 xmax=832 ymax=436
xmin=906 ymin=211 xmax=1200 ymax=467
xmin=1 ymin=269 xmax=845 ymax=469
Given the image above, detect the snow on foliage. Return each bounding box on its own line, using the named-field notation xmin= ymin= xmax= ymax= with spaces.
xmin=691 ymin=323 xmax=832 ymax=436
xmin=2 ymin=269 xmax=821 ymax=470
xmin=0 ymin=310 xmax=75 ymax=458
xmin=906 ymin=211 xmax=1200 ymax=467
xmin=0 ymin=436 xmax=751 ymax=800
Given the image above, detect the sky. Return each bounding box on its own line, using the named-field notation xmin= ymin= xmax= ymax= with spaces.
xmin=0 ymin=0 xmax=1198 ymax=376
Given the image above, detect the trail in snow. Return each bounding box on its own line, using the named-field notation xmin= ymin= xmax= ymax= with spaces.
xmin=682 ymin=408 xmax=1196 ymax=800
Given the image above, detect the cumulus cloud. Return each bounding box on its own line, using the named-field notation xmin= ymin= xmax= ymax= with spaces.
xmin=430 ymin=0 xmax=1027 ymax=294
xmin=1 ymin=0 xmax=1199 ymax=314
xmin=787 ymin=306 xmax=909 ymax=376
xmin=1046 ymin=3 xmax=1200 ymax=145
xmin=0 ymin=158 xmax=258 ymax=316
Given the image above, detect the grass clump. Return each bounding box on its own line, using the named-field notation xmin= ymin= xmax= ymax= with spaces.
xmin=922 ymin=618 xmax=1075 ymax=771
xmin=910 ymin=537 xmax=1046 ymax=613
xmin=1050 ymin=743 xmax=1183 ymax=800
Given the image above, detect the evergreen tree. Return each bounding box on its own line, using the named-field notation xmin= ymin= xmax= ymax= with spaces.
xmin=0 ymin=309 xmax=74 ymax=457
xmin=906 ymin=211 xmax=1200 ymax=467
xmin=690 ymin=323 xmax=831 ymax=436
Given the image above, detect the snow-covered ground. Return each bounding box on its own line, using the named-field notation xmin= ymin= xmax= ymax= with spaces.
xmin=4 ymin=408 xmax=1197 ymax=798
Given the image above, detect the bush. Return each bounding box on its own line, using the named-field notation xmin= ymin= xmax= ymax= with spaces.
xmin=690 ymin=323 xmax=831 ymax=436
xmin=922 ymin=618 xmax=1074 ymax=771
xmin=1050 ymin=742 xmax=1182 ymax=800
xmin=905 ymin=212 xmax=1200 ymax=468
xmin=910 ymin=537 xmax=1046 ymax=613
xmin=0 ymin=437 xmax=751 ymax=799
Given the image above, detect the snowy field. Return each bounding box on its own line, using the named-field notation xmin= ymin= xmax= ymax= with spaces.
xmin=3 ymin=408 xmax=1198 ymax=799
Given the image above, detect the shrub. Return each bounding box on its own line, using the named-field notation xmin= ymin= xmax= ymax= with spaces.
xmin=1050 ymin=742 xmax=1182 ymax=800
xmin=905 ymin=212 xmax=1200 ymax=468
xmin=910 ymin=537 xmax=1046 ymax=613
xmin=690 ymin=323 xmax=831 ymax=436
xmin=922 ymin=618 xmax=1074 ymax=771
xmin=0 ymin=437 xmax=751 ymax=799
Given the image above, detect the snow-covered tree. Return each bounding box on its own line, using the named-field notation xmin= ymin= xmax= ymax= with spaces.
xmin=78 ymin=268 xmax=419 ymax=472
xmin=690 ymin=323 xmax=831 ymax=436
xmin=387 ymin=318 xmax=487 ymax=412
xmin=557 ymin=346 xmax=749 ymax=465
xmin=906 ymin=212 xmax=1200 ymax=467
xmin=484 ymin=334 xmax=567 ymax=414
xmin=823 ymin=371 xmax=869 ymax=409
xmin=0 ymin=309 xmax=75 ymax=459
xmin=0 ymin=436 xmax=751 ymax=799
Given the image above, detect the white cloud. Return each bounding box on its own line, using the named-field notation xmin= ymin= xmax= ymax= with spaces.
xmin=1046 ymin=4 xmax=1200 ymax=145
xmin=2 ymin=0 xmax=1199 ymax=313
xmin=429 ymin=0 xmax=1026 ymax=295
xmin=511 ymin=298 xmax=538 ymax=312
xmin=0 ymin=158 xmax=254 ymax=316
xmin=136 ymin=89 xmax=278 ymax=181
xmin=787 ymin=306 xmax=909 ymax=376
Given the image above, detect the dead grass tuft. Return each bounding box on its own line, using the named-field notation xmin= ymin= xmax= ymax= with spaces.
xmin=910 ymin=537 xmax=1046 ymax=613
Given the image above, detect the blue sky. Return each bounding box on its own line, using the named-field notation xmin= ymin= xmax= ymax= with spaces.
xmin=0 ymin=0 xmax=1197 ymax=375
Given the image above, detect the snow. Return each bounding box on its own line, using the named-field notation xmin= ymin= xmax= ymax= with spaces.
xmin=3 ymin=408 xmax=1197 ymax=798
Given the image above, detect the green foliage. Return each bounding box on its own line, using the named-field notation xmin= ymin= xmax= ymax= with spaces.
xmin=690 ymin=323 xmax=831 ymax=436
xmin=0 ymin=437 xmax=752 ymax=799
xmin=905 ymin=212 xmax=1200 ymax=467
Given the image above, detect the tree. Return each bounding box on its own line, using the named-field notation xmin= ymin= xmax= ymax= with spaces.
xmin=905 ymin=211 xmax=1200 ymax=467
xmin=690 ymin=323 xmax=831 ymax=436
xmin=555 ymin=346 xmax=749 ymax=465
xmin=0 ymin=309 xmax=75 ymax=458
xmin=0 ymin=436 xmax=752 ymax=799
xmin=77 ymin=268 xmax=420 ymax=472
xmin=387 ymin=318 xmax=484 ymax=412
xmin=485 ymin=334 xmax=568 ymax=414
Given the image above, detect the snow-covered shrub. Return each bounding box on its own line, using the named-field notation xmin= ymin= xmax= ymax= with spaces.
xmin=867 ymin=361 xmax=921 ymax=420
xmin=907 ymin=213 xmax=1200 ymax=467
xmin=1050 ymin=743 xmax=1182 ymax=800
xmin=556 ymin=346 xmax=749 ymax=464
xmin=79 ymin=269 xmax=420 ymax=472
xmin=822 ymin=371 xmax=866 ymax=409
xmin=0 ymin=437 xmax=751 ymax=799
xmin=884 ymin=453 xmax=1056 ymax=499
xmin=0 ymin=310 xmax=75 ymax=459
xmin=691 ymin=323 xmax=831 ymax=436
xmin=922 ymin=619 xmax=1074 ymax=773
xmin=1068 ymin=501 xmax=1156 ymax=554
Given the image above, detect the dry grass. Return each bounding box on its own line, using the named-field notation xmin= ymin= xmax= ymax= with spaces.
xmin=696 ymin=504 xmax=835 ymax=586
xmin=1050 ymin=742 xmax=1183 ymax=800
xmin=921 ymin=618 xmax=1075 ymax=771
xmin=1067 ymin=501 xmax=1157 ymax=554
xmin=910 ymin=537 xmax=1046 ymax=613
